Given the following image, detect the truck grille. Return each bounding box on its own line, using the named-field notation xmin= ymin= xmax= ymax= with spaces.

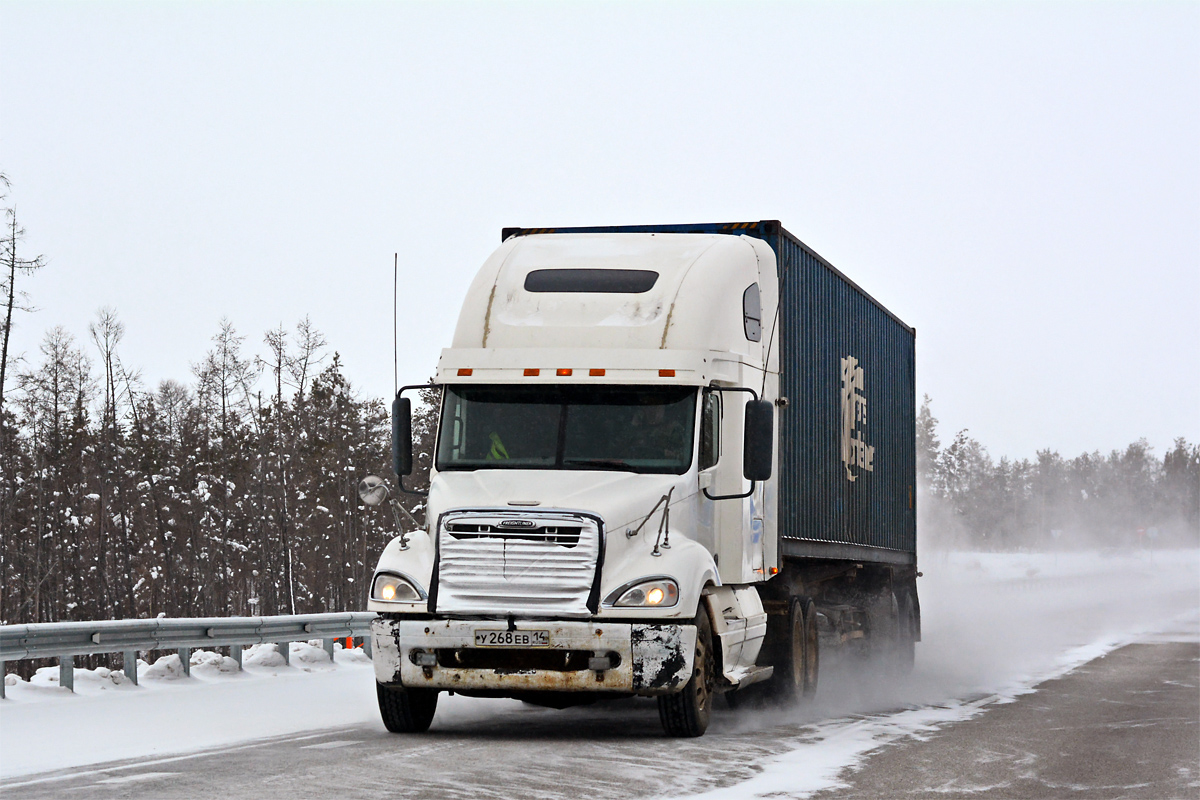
xmin=445 ymin=521 xmax=582 ymax=548
xmin=434 ymin=511 xmax=602 ymax=618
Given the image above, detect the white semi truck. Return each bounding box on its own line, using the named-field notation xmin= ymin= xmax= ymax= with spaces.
xmin=363 ymin=221 xmax=918 ymax=737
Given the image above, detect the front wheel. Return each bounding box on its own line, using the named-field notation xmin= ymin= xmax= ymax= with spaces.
xmin=377 ymin=682 xmax=438 ymax=733
xmin=658 ymin=611 xmax=715 ymax=737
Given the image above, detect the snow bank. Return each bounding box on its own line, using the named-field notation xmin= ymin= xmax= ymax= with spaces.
xmin=0 ymin=642 xmax=374 ymax=779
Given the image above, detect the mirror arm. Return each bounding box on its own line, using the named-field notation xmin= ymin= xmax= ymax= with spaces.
xmin=702 ymin=385 xmax=767 ymax=500
xmin=387 ymin=499 xmax=411 ymax=550
xmin=702 ymin=481 xmax=755 ymax=501
xmin=395 ymin=475 xmax=427 ymax=497
xmin=709 ymin=385 xmax=759 ymax=402
xmin=389 ymin=497 xmax=422 ymax=549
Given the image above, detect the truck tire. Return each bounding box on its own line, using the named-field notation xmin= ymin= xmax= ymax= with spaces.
xmin=800 ymin=598 xmax=819 ymax=698
xmin=376 ymin=682 xmax=438 ymax=733
xmin=765 ymin=597 xmax=818 ymax=702
xmin=658 ymin=611 xmax=714 ymax=737
xmin=870 ymin=590 xmax=914 ymax=675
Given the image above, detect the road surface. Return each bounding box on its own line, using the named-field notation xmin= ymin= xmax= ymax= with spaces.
xmin=810 ymin=640 xmax=1200 ymax=800
xmin=3 ymin=639 xmax=1196 ymax=800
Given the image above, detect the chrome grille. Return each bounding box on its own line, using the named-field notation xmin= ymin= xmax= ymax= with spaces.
xmin=445 ymin=521 xmax=582 ymax=548
xmin=435 ymin=511 xmax=601 ymax=618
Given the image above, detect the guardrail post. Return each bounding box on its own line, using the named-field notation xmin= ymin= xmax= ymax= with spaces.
xmin=60 ymin=656 xmax=74 ymax=692
xmin=364 ymin=635 xmax=372 ymax=658
xmin=278 ymin=642 xmax=290 ymax=666
xmin=323 ymin=638 xmax=335 ymax=663
xmin=1 ymin=660 xmax=6 ymax=699
xmin=230 ymin=644 xmax=242 ymax=671
xmin=123 ymin=651 xmax=139 ymax=685
xmin=178 ymin=647 xmax=191 ymax=677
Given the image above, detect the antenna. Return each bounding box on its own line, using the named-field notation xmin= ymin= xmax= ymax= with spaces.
xmin=393 ymin=252 xmax=398 ymax=397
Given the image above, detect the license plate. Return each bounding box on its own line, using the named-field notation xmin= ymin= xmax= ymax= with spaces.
xmin=473 ymin=629 xmax=551 ymax=647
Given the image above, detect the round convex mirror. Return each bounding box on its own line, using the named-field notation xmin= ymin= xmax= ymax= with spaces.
xmin=358 ymin=475 xmax=390 ymax=506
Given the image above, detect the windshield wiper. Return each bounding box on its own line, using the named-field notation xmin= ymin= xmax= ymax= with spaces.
xmin=562 ymin=458 xmax=639 ymax=472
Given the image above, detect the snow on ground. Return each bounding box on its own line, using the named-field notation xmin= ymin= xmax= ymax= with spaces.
xmin=0 ymin=641 xmax=382 ymax=779
xmin=1 ymin=548 xmax=1197 ymax=793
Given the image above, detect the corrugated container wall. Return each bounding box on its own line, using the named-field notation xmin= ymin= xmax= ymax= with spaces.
xmin=768 ymin=225 xmax=916 ymax=564
xmin=502 ymin=221 xmax=917 ymax=565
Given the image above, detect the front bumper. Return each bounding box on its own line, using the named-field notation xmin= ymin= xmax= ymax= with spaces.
xmin=371 ymin=618 xmax=696 ymax=696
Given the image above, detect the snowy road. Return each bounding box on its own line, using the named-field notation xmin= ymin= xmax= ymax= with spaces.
xmin=4 ymin=638 xmax=1197 ymax=800
xmin=2 ymin=550 xmax=1197 ymax=799
xmin=807 ymin=638 xmax=1200 ymax=799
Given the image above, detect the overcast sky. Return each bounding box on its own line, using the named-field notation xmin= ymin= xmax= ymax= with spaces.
xmin=2 ymin=1 xmax=1196 ymax=461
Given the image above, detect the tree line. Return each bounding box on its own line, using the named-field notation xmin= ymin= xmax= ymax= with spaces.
xmin=0 ymin=311 xmax=444 ymax=627
xmin=2 ymin=324 xmax=1192 ymax=629
xmin=916 ymin=397 xmax=1198 ymax=551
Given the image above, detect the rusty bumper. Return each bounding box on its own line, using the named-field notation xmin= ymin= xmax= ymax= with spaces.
xmin=371 ymin=618 xmax=696 ymax=696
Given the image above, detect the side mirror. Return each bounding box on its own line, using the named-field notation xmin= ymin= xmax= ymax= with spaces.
xmin=392 ymin=395 xmax=413 ymax=476
xmin=358 ymin=475 xmax=390 ymax=506
xmin=357 ymin=473 xmax=416 ymax=550
xmin=743 ymin=399 xmax=773 ymax=481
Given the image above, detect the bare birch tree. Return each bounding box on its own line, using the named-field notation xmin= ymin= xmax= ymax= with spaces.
xmin=1 ymin=179 xmax=47 ymax=414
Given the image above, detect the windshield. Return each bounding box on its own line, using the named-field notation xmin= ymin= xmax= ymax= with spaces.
xmin=436 ymin=384 xmax=697 ymax=474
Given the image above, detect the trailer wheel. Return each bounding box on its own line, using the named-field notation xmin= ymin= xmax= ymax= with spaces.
xmin=893 ymin=591 xmax=916 ymax=674
xmin=766 ymin=597 xmax=818 ymax=702
xmin=658 ymin=611 xmax=714 ymax=737
xmin=800 ymin=598 xmax=819 ymax=698
xmin=376 ymin=682 xmax=438 ymax=733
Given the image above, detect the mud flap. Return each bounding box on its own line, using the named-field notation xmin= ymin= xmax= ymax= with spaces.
xmin=631 ymin=624 xmax=697 ymax=694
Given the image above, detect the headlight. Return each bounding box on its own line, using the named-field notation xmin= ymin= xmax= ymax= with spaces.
xmin=605 ymin=577 xmax=679 ymax=608
xmin=371 ymin=572 xmax=425 ymax=603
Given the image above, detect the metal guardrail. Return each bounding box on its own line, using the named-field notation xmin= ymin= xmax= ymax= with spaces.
xmin=0 ymin=612 xmax=377 ymax=698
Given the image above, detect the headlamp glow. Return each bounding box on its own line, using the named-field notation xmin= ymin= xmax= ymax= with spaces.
xmin=371 ymin=572 xmax=424 ymax=603
xmin=605 ymin=577 xmax=679 ymax=608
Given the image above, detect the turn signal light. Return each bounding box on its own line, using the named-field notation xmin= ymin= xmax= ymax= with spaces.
xmin=659 ymin=369 xmax=675 ymax=377
xmin=524 ymin=368 xmax=540 ymax=376
xmin=770 ymin=567 xmax=779 ymax=575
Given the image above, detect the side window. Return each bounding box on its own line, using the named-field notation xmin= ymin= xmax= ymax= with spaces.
xmin=743 ymin=283 xmax=762 ymax=342
xmin=699 ymin=390 xmax=721 ymax=471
